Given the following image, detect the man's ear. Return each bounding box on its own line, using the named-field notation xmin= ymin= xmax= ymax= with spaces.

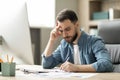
xmin=75 ymin=21 xmax=79 ymax=29
xmin=76 ymin=21 xmax=79 ymax=27
xmin=75 ymin=21 xmax=80 ymax=33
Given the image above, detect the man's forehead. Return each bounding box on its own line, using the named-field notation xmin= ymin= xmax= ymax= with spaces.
xmin=57 ymin=21 xmax=70 ymax=28
xmin=57 ymin=19 xmax=74 ymax=31
xmin=59 ymin=26 xmax=71 ymax=31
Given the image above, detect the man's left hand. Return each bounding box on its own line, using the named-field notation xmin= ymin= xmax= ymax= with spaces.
xmin=60 ymin=61 xmax=78 ymax=72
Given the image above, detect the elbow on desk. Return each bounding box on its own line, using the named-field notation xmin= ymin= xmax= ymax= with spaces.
xmin=41 ymin=63 xmax=49 ymax=69
xmin=42 ymin=61 xmax=53 ymax=69
xmin=104 ymin=60 xmax=113 ymax=72
xmin=42 ymin=64 xmax=53 ymax=69
xmin=92 ymin=60 xmax=113 ymax=72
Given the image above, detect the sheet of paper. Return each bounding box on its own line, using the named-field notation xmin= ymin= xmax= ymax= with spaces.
xmin=16 ymin=65 xmax=98 ymax=79
xmin=33 ymin=68 xmax=98 ymax=79
xmin=34 ymin=71 xmax=98 ymax=79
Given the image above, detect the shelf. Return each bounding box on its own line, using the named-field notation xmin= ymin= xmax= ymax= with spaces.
xmin=89 ymin=0 xmax=120 ymax=28
xmin=78 ymin=0 xmax=120 ymax=32
xmin=89 ymin=0 xmax=102 ymax=20
xmin=89 ymin=20 xmax=108 ymax=27
xmin=89 ymin=19 xmax=120 ymax=29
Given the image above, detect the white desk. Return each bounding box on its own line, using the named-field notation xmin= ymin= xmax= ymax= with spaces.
xmin=0 ymin=65 xmax=120 ymax=80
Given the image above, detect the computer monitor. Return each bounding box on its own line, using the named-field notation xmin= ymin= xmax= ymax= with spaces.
xmin=0 ymin=0 xmax=34 ymax=64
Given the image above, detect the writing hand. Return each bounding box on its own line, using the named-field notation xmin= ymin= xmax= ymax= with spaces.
xmin=60 ymin=62 xmax=78 ymax=72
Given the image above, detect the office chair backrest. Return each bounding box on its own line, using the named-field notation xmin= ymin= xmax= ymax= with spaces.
xmin=98 ymin=20 xmax=120 ymax=72
xmin=98 ymin=20 xmax=120 ymax=44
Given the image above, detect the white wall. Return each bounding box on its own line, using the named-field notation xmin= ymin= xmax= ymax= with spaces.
xmin=55 ymin=0 xmax=79 ymax=19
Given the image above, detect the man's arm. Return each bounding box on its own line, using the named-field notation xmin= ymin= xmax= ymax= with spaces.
xmin=60 ymin=62 xmax=96 ymax=72
xmin=44 ymin=25 xmax=62 ymax=57
xmin=91 ymin=38 xmax=113 ymax=72
xmin=43 ymin=39 xmax=55 ymax=57
xmin=42 ymin=23 xmax=62 ymax=68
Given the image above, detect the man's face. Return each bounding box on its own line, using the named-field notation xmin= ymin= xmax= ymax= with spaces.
xmin=58 ymin=19 xmax=78 ymax=43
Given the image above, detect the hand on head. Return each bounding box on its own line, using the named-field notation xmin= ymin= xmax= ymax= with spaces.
xmin=50 ymin=22 xmax=62 ymax=41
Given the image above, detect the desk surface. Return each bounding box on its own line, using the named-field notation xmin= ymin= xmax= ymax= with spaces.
xmin=0 ymin=65 xmax=120 ymax=80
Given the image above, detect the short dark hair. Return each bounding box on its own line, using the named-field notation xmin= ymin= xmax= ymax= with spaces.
xmin=56 ymin=9 xmax=78 ymax=23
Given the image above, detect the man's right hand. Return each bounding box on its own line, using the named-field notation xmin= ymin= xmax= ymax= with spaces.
xmin=49 ymin=24 xmax=62 ymax=42
xmin=43 ymin=23 xmax=62 ymax=57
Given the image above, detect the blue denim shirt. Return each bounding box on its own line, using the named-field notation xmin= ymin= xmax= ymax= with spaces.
xmin=42 ymin=31 xmax=113 ymax=72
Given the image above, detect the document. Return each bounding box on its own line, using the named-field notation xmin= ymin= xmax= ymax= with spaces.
xmin=16 ymin=65 xmax=98 ymax=79
xmin=35 ymin=70 xmax=98 ymax=79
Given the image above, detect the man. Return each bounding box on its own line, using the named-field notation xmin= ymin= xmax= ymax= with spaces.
xmin=42 ymin=9 xmax=113 ymax=72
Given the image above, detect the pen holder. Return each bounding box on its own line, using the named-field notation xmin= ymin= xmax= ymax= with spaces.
xmin=1 ymin=62 xmax=16 ymax=76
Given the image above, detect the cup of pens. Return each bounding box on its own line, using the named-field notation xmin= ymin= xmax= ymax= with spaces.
xmin=1 ymin=55 xmax=16 ymax=76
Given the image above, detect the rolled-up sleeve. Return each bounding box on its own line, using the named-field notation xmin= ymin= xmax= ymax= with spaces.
xmin=42 ymin=45 xmax=62 ymax=69
xmin=91 ymin=38 xmax=113 ymax=72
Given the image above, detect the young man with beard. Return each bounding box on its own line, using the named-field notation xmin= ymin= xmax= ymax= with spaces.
xmin=42 ymin=9 xmax=113 ymax=72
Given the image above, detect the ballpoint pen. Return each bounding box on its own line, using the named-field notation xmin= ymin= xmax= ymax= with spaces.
xmin=66 ymin=57 xmax=70 ymax=62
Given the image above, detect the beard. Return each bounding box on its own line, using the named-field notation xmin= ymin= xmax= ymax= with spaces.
xmin=64 ymin=32 xmax=78 ymax=43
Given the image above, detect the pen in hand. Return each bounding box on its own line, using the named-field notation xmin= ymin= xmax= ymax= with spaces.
xmin=59 ymin=57 xmax=70 ymax=70
xmin=65 ymin=57 xmax=70 ymax=62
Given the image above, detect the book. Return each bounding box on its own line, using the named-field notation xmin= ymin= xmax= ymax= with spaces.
xmin=92 ymin=11 xmax=109 ymax=20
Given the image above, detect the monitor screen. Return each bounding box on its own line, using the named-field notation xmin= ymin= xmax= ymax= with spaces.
xmin=0 ymin=0 xmax=34 ymax=64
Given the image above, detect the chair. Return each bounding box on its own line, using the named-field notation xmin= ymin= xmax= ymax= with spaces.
xmin=98 ymin=20 xmax=120 ymax=72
